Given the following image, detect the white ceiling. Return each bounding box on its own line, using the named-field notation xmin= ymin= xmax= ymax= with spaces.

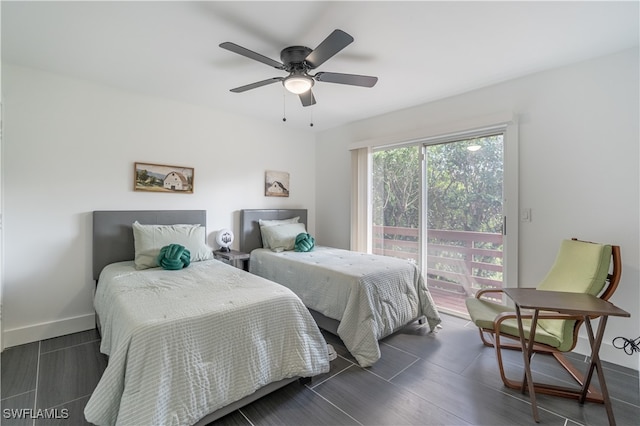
xmin=2 ymin=1 xmax=639 ymax=131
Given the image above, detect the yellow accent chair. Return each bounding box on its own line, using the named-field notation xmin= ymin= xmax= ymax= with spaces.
xmin=465 ymin=238 xmax=621 ymax=402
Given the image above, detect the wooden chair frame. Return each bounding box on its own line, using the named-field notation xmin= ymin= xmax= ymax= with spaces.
xmin=473 ymin=241 xmax=621 ymax=403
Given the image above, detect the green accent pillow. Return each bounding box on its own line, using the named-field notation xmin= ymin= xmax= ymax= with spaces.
xmin=295 ymin=233 xmax=315 ymax=252
xmin=157 ymin=244 xmax=191 ymax=270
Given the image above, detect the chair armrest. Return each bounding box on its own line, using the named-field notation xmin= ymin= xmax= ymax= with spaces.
xmin=475 ymin=288 xmax=505 ymax=299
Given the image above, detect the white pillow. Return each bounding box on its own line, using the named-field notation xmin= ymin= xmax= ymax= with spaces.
xmin=258 ymin=216 xmax=300 ymax=248
xmin=258 ymin=216 xmax=299 ymax=227
xmin=132 ymin=221 xmax=213 ymax=270
xmin=260 ymin=222 xmax=307 ymax=252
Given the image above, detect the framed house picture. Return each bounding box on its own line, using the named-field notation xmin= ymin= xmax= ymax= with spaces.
xmin=265 ymin=170 xmax=290 ymax=197
xmin=134 ymin=162 xmax=194 ymax=194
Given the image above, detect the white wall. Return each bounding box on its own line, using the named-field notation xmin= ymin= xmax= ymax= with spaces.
xmin=2 ymin=64 xmax=316 ymax=348
xmin=316 ymin=48 xmax=640 ymax=370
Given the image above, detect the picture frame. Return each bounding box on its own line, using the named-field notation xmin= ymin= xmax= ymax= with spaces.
xmin=134 ymin=162 xmax=194 ymax=194
xmin=265 ymin=170 xmax=290 ymax=197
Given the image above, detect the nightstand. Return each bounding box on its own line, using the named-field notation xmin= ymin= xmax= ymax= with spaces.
xmin=213 ymin=250 xmax=250 ymax=271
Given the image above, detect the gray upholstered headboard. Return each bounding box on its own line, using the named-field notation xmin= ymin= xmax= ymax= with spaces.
xmin=239 ymin=209 xmax=308 ymax=254
xmin=92 ymin=210 xmax=207 ymax=281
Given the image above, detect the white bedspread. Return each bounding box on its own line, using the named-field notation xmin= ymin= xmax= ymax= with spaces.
xmin=85 ymin=260 xmax=329 ymax=426
xmin=249 ymin=247 xmax=442 ymax=367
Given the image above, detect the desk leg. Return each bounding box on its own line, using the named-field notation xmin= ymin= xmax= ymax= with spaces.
xmin=581 ymin=316 xmax=616 ymax=426
xmin=515 ymin=306 xmax=540 ymax=422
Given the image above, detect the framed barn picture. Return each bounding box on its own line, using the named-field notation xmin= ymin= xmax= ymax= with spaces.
xmin=265 ymin=170 xmax=290 ymax=197
xmin=134 ymin=162 xmax=194 ymax=194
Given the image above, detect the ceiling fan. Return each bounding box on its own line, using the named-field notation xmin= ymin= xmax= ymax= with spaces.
xmin=219 ymin=29 xmax=378 ymax=107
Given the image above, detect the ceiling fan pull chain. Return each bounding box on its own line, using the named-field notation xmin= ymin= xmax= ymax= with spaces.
xmin=282 ymin=88 xmax=287 ymax=122
xmin=309 ymin=108 xmax=314 ymax=127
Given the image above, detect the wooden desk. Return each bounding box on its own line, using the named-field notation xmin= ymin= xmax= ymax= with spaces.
xmin=503 ymin=288 xmax=630 ymax=425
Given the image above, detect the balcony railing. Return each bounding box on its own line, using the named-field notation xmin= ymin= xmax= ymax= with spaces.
xmin=373 ymin=226 xmax=504 ymax=314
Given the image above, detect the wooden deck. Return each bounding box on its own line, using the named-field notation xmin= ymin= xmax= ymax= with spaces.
xmin=427 ymin=287 xmax=469 ymax=316
xmin=372 ymin=226 xmax=504 ymax=317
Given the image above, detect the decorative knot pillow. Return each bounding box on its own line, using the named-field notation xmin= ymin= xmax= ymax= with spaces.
xmin=260 ymin=222 xmax=307 ymax=252
xmin=294 ymin=233 xmax=315 ymax=252
xmin=132 ymin=221 xmax=213 ymax=270
xmin=157 ymin=244 xmax=191 ymax=270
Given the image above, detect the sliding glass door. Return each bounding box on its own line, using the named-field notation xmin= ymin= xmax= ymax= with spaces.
xmin=372 ymin=134 xmax=505 ymax=317
xmin=423 ymin=135 xmax=504 ymax=315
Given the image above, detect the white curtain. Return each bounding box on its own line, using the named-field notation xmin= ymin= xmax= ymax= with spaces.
xmin=350 ymin=147 xmax=371 ymax=252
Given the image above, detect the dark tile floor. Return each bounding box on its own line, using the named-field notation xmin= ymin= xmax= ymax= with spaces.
xmin=1 ymin=314 xmax=638 ymax=425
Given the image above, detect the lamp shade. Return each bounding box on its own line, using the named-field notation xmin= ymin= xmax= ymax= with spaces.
xmin=216 ymin=229 xmax=234 ymax=251
xmin=283 ymin=75 xmax=314 ymax=94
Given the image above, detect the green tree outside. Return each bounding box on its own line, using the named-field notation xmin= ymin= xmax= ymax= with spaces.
xmin=372 ymin=135 xmax=504 ymax=296
xmin=372 ymin=135 xmax=503 ymax=232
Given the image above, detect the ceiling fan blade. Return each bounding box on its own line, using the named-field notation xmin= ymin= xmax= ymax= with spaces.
xmin=230 ymin=77 xmax=283 ymax=93
xmin=299 ymin=90 xmax=316 ymax=107
xmin=219 ymin=42 xmax=285 ymax=70
xmin=305 ymin=30 xmax=354 ymax=69
xmin=314 ymin=72 xmax=378 ymax=87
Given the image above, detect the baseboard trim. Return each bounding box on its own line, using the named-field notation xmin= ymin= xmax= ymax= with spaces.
xmin=2 ymin=313 xmax=96 ymax=349
xmin=574 ymin=335 xmax=638 ymax=371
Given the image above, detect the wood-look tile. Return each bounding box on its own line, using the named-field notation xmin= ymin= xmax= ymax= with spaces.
xmin=463 ymin=355 xmax=592 ymax=423
xmin=563 ymin=348 xmax=639 ymax=407
xmin=308 ymin=354 xmax=353 ymax=389
xmin=463 ymin=348 xmax=640 ymax=425
xmin=367 ymin=342 xmax=419 ymax=380
xmin=321 ymin=322 xmax=421 ymax=375
xmin=527 ymin=352 xmax=586 ymax=385
xmin=208 ymin=409 xmax=253 ymax=426
xmin=461 ymin=349 xmax=568 ymax=395
xmin=237 ymin=381 xmax=359 ymax=426
xmin=34 ymin=395 xmax=92 ymax=426
xmin=528 ymin=389 xmax=639 ymax=426
xmin=0 ymin=391 xmax=35 ymax=426
xmin=1 ymin=342 xmax=39 ymax=399
xmin=391 ymin=357 xmax=567 ymax=425
xmin=40 ymin=329 xmax=100 ymax=354
xmin=580 ymin=394 xmax=640 ymax=426
xmin=382 ymin=318 xmax=481 ymax=374
xmin=313 ymin=365 xmax=471 ymax=425
xmin=468 ymin=342 xmax=568 ymax=378
xmin=582 ymin=363 xmax=640 ymax=406
xmin=1 ymin=315 xmax=636 ymax=426
xmin=565 ymin=350 xmax=640 ymax=378
xmin=36 ymin=341 xmax=107 ymax=409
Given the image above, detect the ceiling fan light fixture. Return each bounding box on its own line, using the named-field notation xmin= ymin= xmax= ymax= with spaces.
xmin=283 ymin=75 xmax=314 ymax=94
xmin=221 ymin=30 xmax=377 ymax=107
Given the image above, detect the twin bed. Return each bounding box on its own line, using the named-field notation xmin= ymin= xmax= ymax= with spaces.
xmin=239 ymin=209 xmax=441 ymax=367
xmin=86 ymin=209 xmax=441 ymax=425
xmin=85 ymin=210 xmax=329 ymax=426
